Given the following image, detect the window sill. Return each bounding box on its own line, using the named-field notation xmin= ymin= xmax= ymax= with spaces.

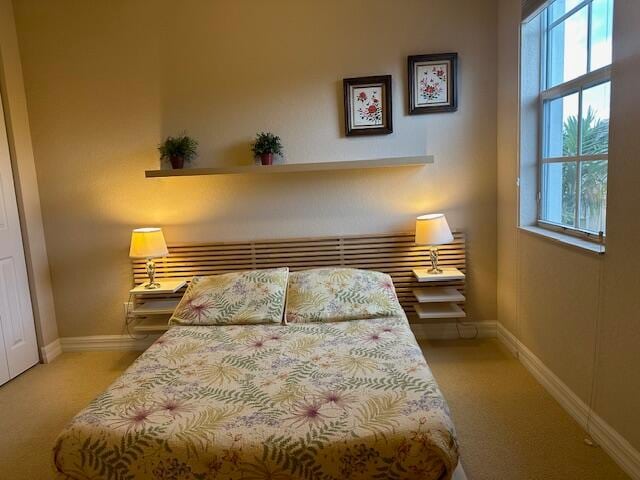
xmin=518 ymin=226 xmax=605 ymax=254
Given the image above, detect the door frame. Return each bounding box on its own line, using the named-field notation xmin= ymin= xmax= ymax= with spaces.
xmin=0 ymin=1 xmax=60 ymax=363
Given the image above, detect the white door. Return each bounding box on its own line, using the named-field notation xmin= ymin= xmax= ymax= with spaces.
xmin=0 ymin=321 xmax=9 ymax=385
xmin=0 ymin=91 xmax=38 ymax=384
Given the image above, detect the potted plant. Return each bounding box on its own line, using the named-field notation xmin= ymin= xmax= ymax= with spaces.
xmin=251 ymin=132 xmax=283 ymax=166
xmin=158 ymin=134 xmax=198 ymax=169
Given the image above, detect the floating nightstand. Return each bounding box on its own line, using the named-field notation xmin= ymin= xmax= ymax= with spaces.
xmin=412 ymin=267 xmax=465 ymax=282
xmin=412 ymin=267 xmax=466 ymax=320
xmin=413 ymin=286 xmax=465 ymax=303
xmin=127 ymin=279 xmax=187 ymax=333
xmin=129 ymin=279 xmax=187 ymax=294
xmin=415 ymin=303 xmax=466 ymax=319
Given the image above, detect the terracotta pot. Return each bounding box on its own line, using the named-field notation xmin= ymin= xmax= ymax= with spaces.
xmin=260 ymin=153 xmax=274 ymax=166
xmin=169 ymin=156 xmax=185 ymax=169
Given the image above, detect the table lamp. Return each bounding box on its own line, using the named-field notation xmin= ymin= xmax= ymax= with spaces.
xmin=129 ymin=227 xmax=169 ymax=289
xmin=415 ymin=214 xmax=454 ymax=274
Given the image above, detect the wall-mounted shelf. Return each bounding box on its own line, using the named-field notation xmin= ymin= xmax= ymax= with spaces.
xmin=415 ymin=303 xmax=466 ymax=319
xmin=145 ymin=155 xmax=433 ymax=178
xmin=413 ymin=267 xmax=465 ymax=282
xmin=129 ymin=279 xmax=186 ymax=294
xmin=412 ymin=266 xmax=466 ymax=322
xmin=131 ymin=299 xmax=180 ymax=316
xmin=413 ymin=287 xmax=465 ymax=303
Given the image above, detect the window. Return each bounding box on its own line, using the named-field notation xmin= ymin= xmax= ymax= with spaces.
xmin=522 ymin=0 xmax=613 ymax=242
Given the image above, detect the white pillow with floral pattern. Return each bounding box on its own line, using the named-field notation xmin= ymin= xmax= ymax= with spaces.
xmin=285 ymin=267 xmax=404 ymax=324
xmin=169 ymin=268 xmax=289 ymax=326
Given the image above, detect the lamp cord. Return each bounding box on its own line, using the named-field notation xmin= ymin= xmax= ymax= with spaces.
xmin=584 ymin=257 xmax=605 ymax=447
xmin=124 ymin=292 xmax=150 ymax=341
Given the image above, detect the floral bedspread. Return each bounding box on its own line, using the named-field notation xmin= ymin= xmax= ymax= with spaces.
xmin=54 ymin=316 xmax=459 ymax=479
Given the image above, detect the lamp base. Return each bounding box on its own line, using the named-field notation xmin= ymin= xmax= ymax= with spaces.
xmin=144 ymin=259 xmax=159 ymax=289
xmin=428 ymin=247 xmax=444 ymax=274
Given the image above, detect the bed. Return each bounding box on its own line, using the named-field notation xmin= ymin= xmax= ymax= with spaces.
xmin=53 ymin=313 xmax=459 ymax=479
xmin=56 ymin=243 xmax=466 ymax=480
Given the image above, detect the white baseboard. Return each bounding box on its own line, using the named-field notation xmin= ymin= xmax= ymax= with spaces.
xmin=40 ymin=338 xmax=62 ymax=363
xmin=411 ymin=321 xmax=497 ymax=340
xmin=497 ymin=323 xmax=640 ymax=480
xmin=60 ymin=334 xmax=160 ymax=352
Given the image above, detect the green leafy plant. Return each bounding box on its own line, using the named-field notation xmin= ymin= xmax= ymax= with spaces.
xmin=251 ymin=132 xmax=283 ymax=157
xmin=158 ymin=133 xmax=198 ymax=163
xmin=558 ymin=108 xmax=609 ymax=230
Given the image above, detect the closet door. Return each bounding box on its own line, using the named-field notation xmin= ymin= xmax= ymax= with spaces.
xmin=0 ymin=324 xmax=9 ymax=385
xmin=0 ymin=91 xmax=38 ymax=383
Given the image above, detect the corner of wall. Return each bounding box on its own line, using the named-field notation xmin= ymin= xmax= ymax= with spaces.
xmin=496 ymin=0 xmax=521 ymax=337
xmin=0 ymin=0 xmax=59 ymax=357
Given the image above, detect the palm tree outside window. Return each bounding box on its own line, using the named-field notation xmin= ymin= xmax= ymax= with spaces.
xmin=537 ymin=0 xmax=613 ymax=240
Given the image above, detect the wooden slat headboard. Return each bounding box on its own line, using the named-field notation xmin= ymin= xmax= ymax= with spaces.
xmin=131 ymin=231 xmax=466 ymax=321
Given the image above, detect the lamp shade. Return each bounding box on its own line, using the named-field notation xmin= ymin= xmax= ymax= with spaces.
xmin=415 ymin=214 xmax=454 ymax=246
xmin=129 ymin=227 xmax=169 ymax=259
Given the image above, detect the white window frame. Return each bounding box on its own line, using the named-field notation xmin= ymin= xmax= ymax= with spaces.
xmin=535 ymin=0 xmax=610 ymax=243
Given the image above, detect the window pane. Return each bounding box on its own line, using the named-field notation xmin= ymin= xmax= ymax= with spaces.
xmin=544 ymin=92 xmax=579 ymax=158
xmin=549 ymin=0 xmax=584 ymax=23
xmin=578 ymin=160 xmax=608 ymax=233
xmin=590 ymin=0 xmax=614 ymax=70
xmin=548 ymin=6 xmax=588 ymax=87
xmin=541 ymin=162 xmax=577 ymax=226
xmin=581 ymin=81 xmax=610 ymax=154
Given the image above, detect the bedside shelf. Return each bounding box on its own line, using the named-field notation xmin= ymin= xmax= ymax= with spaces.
xmin=413 ymin=267 xmax=465 ymax=282
xmin=145 ymin=155 xmax=433 ymax=178
xmin=413 ymin=287 xmax=465 ymax=303
xmin=127 ymin=279 xmax=184 ymax=334
xmin=130 ymin=279 xmax=187 ymax=294
xmin=415 ymin=303 xmax=466 ymax=319
xmin=131 ymin=299 xmax=180 ymax=316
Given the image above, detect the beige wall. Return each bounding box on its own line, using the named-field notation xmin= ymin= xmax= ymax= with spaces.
xmin=13 ymin=0 xmax=498 ymax=337
xmin=496 ymin=0 xmax=520 ymax=337
xmin=595 ymin=0 xmax=640 ymax=451
xmin=497 ymin=0 xmax=640 ymax=453
xmin=0 ymin=0 xmax=58 ymax=349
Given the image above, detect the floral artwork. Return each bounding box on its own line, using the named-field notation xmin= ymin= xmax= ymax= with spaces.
xmin=353 ymin=87 xmax=383 ymax=126
xmin=417 ymin=63 xmax=449 ymax=105
xmin=344 ymin=75 xmax=393 ymax=136
xmin=53 ymin=314 xmax=459 ymax=479
xmin=408 ymin=53 xmax=458 ymax=114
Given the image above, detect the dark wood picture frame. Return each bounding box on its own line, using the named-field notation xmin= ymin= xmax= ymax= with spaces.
xmin=408 ymin=53 xmax=458 ymax=114
xmin=343 ymin=75 xmax=393 ymax=136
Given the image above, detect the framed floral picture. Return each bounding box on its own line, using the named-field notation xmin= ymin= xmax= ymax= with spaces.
xmin=343 ymin=75 xmax=393 ymax=136
xmin=408 ymin=53 xmax=458 ymax=114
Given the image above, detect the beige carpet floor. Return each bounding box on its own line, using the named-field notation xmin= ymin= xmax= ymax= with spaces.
xmin=0 ymin=339 xmax=630 ymax=479
xmin=421 ymin=338 xmax=630 ymax=480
